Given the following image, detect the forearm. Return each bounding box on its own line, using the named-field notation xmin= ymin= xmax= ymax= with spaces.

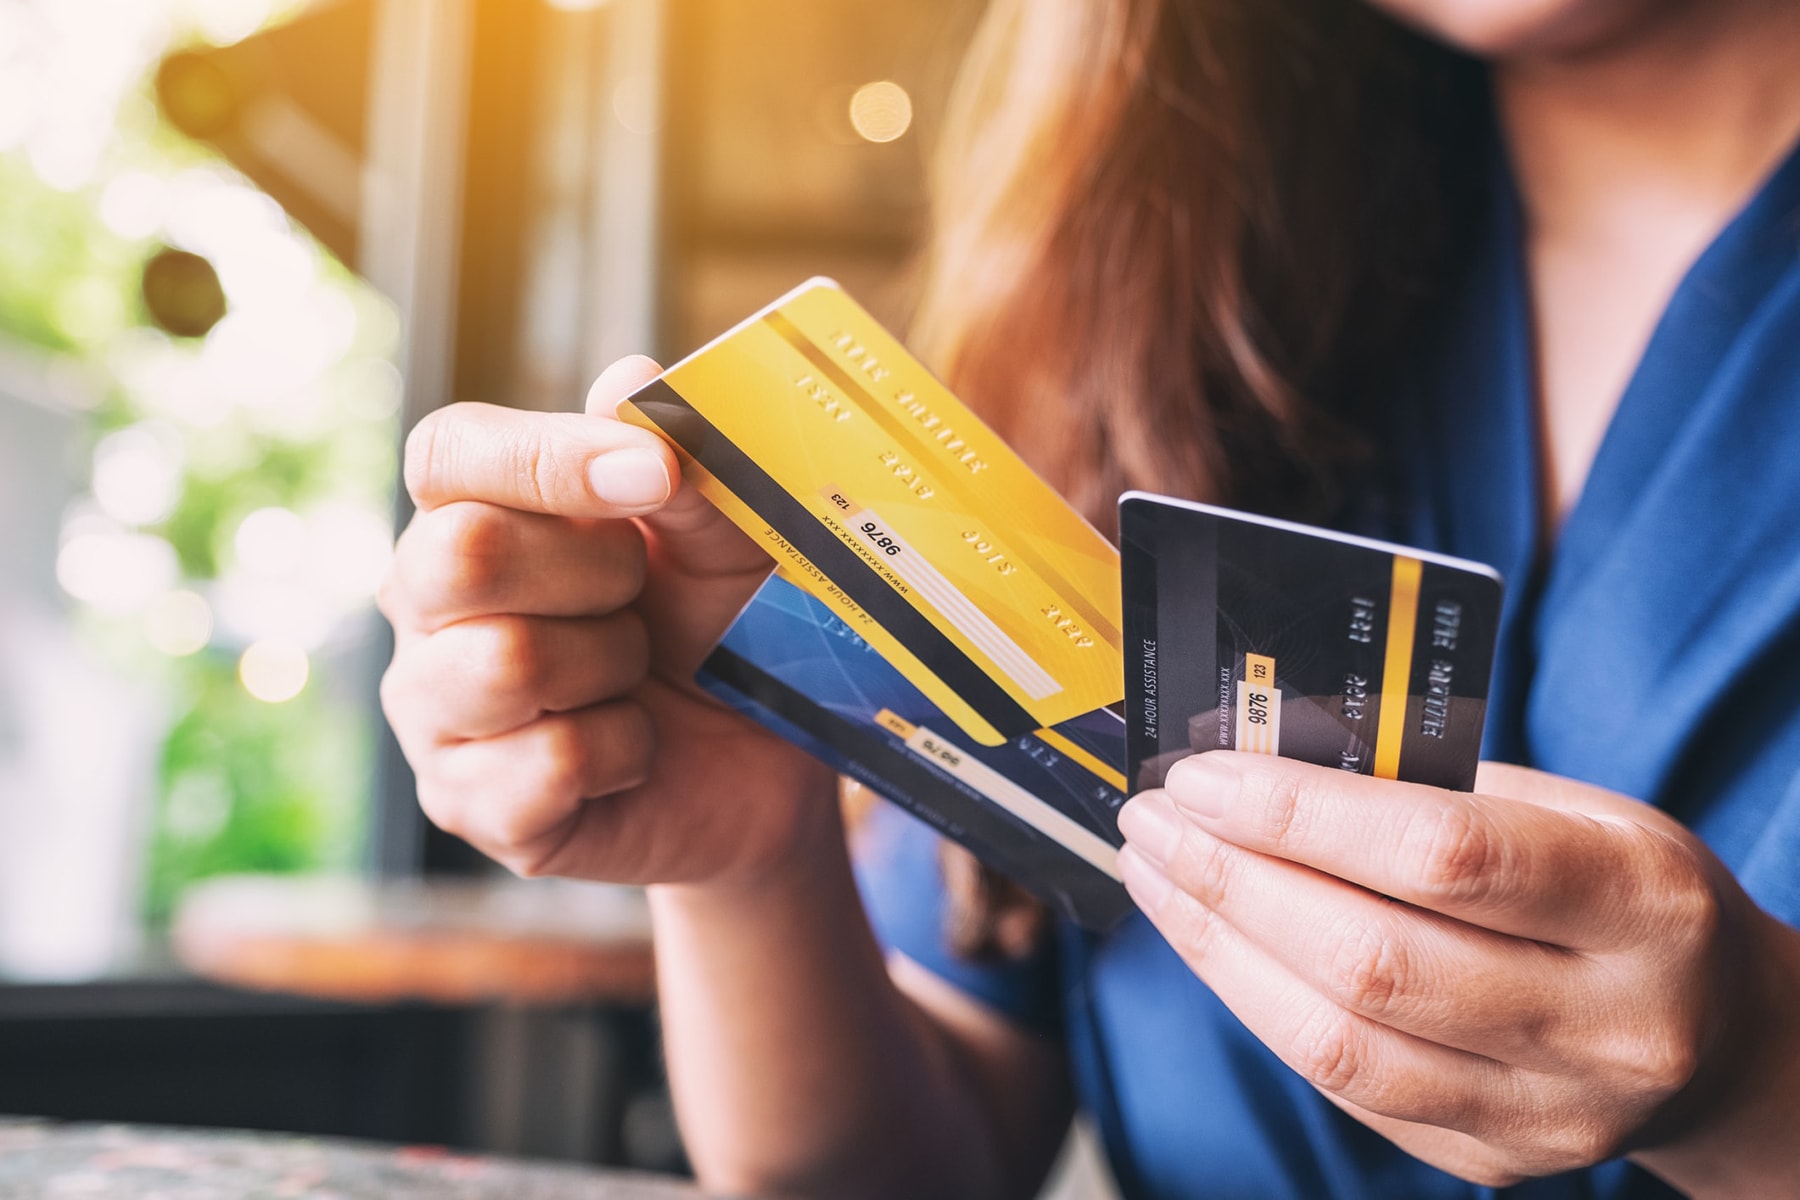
xmin=649 ymin=794 xmax=1011 ymax=1199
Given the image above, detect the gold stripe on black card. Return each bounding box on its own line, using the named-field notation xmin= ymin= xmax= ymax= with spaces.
xmin=1372 ymin=555 xmax=1422 ymax=779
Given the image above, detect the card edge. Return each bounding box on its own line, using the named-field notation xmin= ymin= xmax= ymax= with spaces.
xmin=1117 ymin=489 xmax=1505 ymax=589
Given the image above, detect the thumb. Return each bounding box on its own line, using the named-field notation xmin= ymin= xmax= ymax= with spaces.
xmin=591 ymin=355 xmax=772 ymax=585
xmin=583 ymin=353 xmax=666 ymax=417
xmin=403 ymin=358 xmax=678 ymax=518
xmin=590 ymin=357 xmax=775 ymax=683
xmin=1474 ymin=761 xmax=1657 ymax=826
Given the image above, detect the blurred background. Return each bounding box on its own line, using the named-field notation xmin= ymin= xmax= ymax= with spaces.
xmin=0 ymin=0 xmax=1115 ymax=1194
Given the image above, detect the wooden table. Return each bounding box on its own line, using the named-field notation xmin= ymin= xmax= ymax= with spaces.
xmin=171 ymin=875 xmax=656 ymax=1007
xmin=0 ymin=1120 xmax=714 ymax=1199
xmin=170 ymin=875 xmax=665 ymax=1165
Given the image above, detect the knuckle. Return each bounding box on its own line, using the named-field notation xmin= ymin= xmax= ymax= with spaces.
xmin=481 ymin=789 xmax=564 ymax=863
xmin=1413 ymin=803 xmax=1501 ymax=905
xmin=508 ymin=853 xmax=552 ymax=880
xmin=1539 ymin=1118 xmax=1619 ymax=1171
xmin=1638 ymin=832 xmax=1722 ymax=950
xmin=1650 ymin=1034 xmax=1702 ymax=1098
xmin=509 ymin=426 xmax=559 ymax=511
xmin=1183 ymin=833 xmax=1239 ymax=907
xmin=529 ymin=723 xmax=586 ymax=805
xmin=402 ymin=406 xmax=454 ymax=504
xmin=1462 ymin=1164 xmax=1528 ymax=1190
xmin=377 ymin=661 xmax=407 ymax=726
xmin=428 ymin=502 xmax=511 ymax=606
xmin=509 ymin=827 xmax=579 ymax=879
xmin=533 ymin=713 xmax=596 ymax=802
xmin=1256 ymin=770 xmax=1307 ymax=850
xmin=1439 ymin=1140 xmax=1533 ymax=1188
xmin=597 ymin=521 xmax=650 ymax=606
xmin=1325 ymin=917 xmax=1411 ymax=1019
xmin=608 ymin=610 xmax=653 ymax=689
xmin=374 ymin=571 xmax=404 ymax=624
xmin=1166 ymin=891 xmax=1230 ymax=965
xmin=378 ymin=654 xmax=440 ymax=757
xmin=483 ymin=797 xmax=540 ymax=856
xmin=1618 ymin=1024 xmax=1702 ymax=1099
xmin=458 ymin=617 xmax=545 ymax=704
xmin=597 ymin=701 xmax=656 ymax=789
xmin=487 ymin=816 xmax=546 ymax=865
xmin=414 ymin=779 xmax=465 ymax=840
xmin=374 ymin=526 xmax=420 ymax=622
xmin=1291 ymin=1005 xmax=1366 ymax=1096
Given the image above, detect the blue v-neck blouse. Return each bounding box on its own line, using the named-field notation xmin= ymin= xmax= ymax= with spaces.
xmin=855 ymin=133 xmax=1800 ymax=1200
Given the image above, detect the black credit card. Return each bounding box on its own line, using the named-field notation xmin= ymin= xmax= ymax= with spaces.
xmin=1120 ymin=492 xmax=1503 ymax=793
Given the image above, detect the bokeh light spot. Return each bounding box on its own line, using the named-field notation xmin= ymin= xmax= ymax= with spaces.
xmin=92 ymin=424 xmax=184 ymax=526
xmin=239 ymin=639 xmax=309 ymax=703
xmin=849 ymin=80 xmax=912 ymax=144
xmin=145 ymin=590 xmax=213 ymax=657
xmin=235 ymin=506 xmax=305 ymax=577
xmin=100 ymin=170 xmax=168 ymax=240
xmin=305 ymin=503 xmax=394 ymax=603
xmin=187 ymin=0 xmax=283 ymax=49
xmin=56 ymin=530 xmax=179 ymax=614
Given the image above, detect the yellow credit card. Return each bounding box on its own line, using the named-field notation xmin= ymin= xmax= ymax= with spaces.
xmin=621 ymin=278 xmax=1123 ymax=746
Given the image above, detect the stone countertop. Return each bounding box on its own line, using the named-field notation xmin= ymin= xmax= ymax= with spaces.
xmin=0 ymin=1120 xmax=717 ymax=1199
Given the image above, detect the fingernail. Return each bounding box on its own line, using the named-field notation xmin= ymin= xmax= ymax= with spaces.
xmin=1117 ymin=792 xmax=1182 ymax=868
xmin=1165 ymin=754 xmax=1234 ymax=821
xmin=1117 ymin=844 xmax=1173 ymax=912
xmin=589 ymin=449 xmax=671 ymax=510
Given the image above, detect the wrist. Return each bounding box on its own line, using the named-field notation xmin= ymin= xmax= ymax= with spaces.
xmin=651 ymin=761 xmax=850 ymax=913
xmin=1631 ymin=910 xmax=1800 ymax=1198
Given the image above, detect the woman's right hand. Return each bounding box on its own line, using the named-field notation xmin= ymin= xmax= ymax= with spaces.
xmin=378 ymin=356 xmax=840 ymax=888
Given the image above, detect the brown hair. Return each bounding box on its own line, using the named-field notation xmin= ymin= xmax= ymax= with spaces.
xmin=911 ymin=0 xmax=1489 ymax=958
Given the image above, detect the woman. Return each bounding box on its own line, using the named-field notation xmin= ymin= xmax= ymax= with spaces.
xmin=377 ymin=0 xmax=1800 ymax=1195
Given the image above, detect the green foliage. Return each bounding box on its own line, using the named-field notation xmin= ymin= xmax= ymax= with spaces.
xmin=145 ymin=651 xmax=370 ymax=923
xmin=0 ymin=53 xmax=395 ymax=939
xmin=0 ymin=155 xmax=143 ymax=357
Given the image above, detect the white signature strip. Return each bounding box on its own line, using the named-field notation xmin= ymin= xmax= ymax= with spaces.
xmin=904 ymin=725 xmax=1120 ymax=880
xmin=849 ymin=508 xmax=1063 ymax=702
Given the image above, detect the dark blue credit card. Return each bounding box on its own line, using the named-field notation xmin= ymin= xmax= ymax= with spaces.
xmin=1120 ymin=492 xmax=1503 ymax=794
xmin=697 ymin=571 xmax=1135 ymax=931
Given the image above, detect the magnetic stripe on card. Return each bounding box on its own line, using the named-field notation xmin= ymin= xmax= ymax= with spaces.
xmin=631 ymin=377 xmax=1040 ymax=739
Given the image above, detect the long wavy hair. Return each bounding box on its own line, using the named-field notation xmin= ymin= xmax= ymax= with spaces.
xmin=911 ymin=0 xmax=1490 ymax=957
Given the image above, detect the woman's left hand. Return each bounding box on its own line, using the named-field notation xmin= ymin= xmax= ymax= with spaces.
xmin=1116 ymin=753 xmax=1800 ymax=1195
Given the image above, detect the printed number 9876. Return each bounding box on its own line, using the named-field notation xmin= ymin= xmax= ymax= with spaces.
xmin=859 ymin=521 xmax=902 ymax=557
